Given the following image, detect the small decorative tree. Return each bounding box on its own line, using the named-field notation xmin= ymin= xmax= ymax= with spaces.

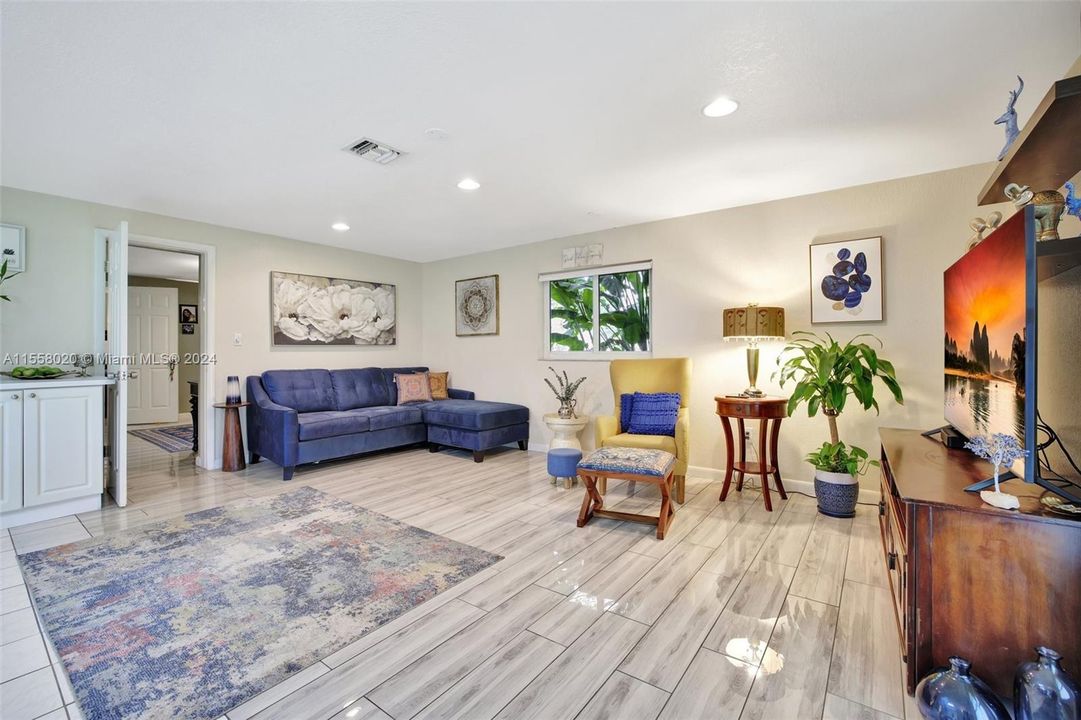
xmin=544 ymin=367 xmax=586 ymax=419
xmin=964 ymin=433 xmax=1028 ymax=509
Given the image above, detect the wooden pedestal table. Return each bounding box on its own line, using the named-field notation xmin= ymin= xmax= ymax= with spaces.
xmin=576 ymin=448 xmax=678 ymax=540
xmin=214 ymin=401 xmax=250 ymax=472
xmin=715 ymin=395 xmax=788 ymax=511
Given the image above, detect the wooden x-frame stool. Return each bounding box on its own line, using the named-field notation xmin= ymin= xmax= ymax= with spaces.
xmin=575 ymin=447 xmax=678 ymax=539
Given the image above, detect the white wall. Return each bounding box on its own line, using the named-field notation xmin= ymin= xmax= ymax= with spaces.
xmin=421 ymin=163 xmax=1080 ymax=488
xmin=0 ymin=187 xmax=424 ymax=454
xmin=3 ymin=164 xmax=1078 ymax=489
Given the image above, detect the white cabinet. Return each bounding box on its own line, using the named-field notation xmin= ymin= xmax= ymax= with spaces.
xmin=23 ymin=386 xmax=104 ymax=506
xmin=0 ymin=392 xmax=23 ymax=513
xmin=0 ymin=378 xmax=110 ymax=527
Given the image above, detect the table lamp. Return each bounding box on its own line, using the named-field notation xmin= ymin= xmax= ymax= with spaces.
xmin=723 ymin=303 xmax=785 ymax=397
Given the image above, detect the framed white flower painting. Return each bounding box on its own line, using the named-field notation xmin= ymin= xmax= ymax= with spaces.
xmin=809 ymin=236 xmax=883 ymax=323
xmin=270 ymin=271 xmax=396 ymax=346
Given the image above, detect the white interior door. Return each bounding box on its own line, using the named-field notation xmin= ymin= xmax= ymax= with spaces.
xmin=105 ymin=221 xmax=128 ymax=507
xmin=127 ymin=286 xmax=179 ymax=425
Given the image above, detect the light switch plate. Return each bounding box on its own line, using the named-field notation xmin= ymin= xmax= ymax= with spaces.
xmin=233 ymin=333 xmax=243 ymax=346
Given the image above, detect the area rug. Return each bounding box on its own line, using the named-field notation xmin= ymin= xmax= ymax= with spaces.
xmin=19 ymin=486 xmax=502 ymax=720
xmin=128 ymin=423 xmax=194 ymax=453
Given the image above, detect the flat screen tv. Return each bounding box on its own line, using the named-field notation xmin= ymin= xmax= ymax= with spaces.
xmin=943 ymin=209 xmax=1036 ymax=482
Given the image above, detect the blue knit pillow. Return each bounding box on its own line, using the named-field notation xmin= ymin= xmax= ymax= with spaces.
xmin=619 ymin=393 xmax=635 ymax=433
xmin=627 ymin=392 xmax=681 ymax=436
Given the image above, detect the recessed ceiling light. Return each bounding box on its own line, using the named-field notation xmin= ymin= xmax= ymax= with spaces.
xmin=702 ymin=97 xmax=739 ymax=118
xmin=331 ymin=222 xmax=350 ymax=232
xmin=457 ymin=178 xmax=480 ymax=191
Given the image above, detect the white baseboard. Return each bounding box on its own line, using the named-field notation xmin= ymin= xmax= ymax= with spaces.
xmin=688 ymin=464 xmax=881 ymax=505
xmin=521 ymin=454 xmax=882 ymax=505
xmin=1 ymin=494 xmax=102 ymax=529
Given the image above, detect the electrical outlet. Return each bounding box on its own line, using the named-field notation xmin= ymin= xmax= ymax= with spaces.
xmin=744 ymin=430 xmax=751 ymax=441
xmin=233 ymin=332 xmax=243 ymax=346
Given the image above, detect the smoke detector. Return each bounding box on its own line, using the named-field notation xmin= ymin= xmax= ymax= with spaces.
xmin=344 ymin=138 xmax=403 ymax=165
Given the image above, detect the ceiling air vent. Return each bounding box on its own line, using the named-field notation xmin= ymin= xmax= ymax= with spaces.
xmin=344 ymin=138 xmax=403 ymax=165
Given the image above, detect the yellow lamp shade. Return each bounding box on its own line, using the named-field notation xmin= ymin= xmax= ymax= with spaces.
xmin=723 ymin=305 xmax=785 ymax=341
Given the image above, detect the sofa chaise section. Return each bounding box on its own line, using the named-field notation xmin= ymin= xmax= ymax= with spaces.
xmin=246 ymin=367 xmax=528 ymax=479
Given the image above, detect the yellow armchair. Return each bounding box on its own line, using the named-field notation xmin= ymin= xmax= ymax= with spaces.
xmin=595 ymin=357 xmax=692 ymax=502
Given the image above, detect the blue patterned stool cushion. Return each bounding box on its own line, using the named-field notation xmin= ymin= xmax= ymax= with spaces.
xmin=548 ymin=448 xmax=583 ymax=477
xmin=577 ymin=446 xmax=676 ymax=478
xmin=627 ymin=392 xmax=681 ymax=436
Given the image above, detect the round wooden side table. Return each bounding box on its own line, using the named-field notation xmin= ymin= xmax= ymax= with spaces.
xmin=715 ymin=395 xmax=788 ymax=511
xmin=543 ymin=413 xmax=590 ymax=451
xmin=214 ymin=401 xmax=250 ymax=472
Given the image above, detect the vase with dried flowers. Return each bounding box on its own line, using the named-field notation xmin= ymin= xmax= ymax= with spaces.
xmin=544 ymin=367 xmax=586 ymax=419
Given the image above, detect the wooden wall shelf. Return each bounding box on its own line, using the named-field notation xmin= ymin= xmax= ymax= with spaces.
xmin=1037 ymin=235 xmax=1081 ymax=282
xmin=978 ymin=75 xmax=1081 ymax=206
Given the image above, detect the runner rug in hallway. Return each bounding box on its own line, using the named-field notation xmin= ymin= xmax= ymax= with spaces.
xmin=128 ymin=423 xmax=194 ymax=452
xmin=19 ymin=486 xmax=502 ymax=720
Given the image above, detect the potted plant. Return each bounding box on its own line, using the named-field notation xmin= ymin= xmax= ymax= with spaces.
xmin=775 ymin=331 xmax=903 ymax=517
xmin=0 ymin=258 xmax=20 ymax=302
xmin=544 ymin=367 xmax=586 ymax=419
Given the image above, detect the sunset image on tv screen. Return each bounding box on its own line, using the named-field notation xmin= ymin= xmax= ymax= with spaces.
xmin=943 ymin=212 xmax=1026 ymax=442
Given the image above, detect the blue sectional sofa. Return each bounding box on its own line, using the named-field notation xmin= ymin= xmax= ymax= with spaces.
xmin=246 ymin=367 xmax=529 ymax=480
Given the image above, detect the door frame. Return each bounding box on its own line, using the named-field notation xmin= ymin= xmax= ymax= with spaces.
xmin=94 ymin=231 xmax=219 ymax=470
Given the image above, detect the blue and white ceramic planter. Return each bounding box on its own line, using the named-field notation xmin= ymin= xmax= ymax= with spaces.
xmin=815 ymin=469 xmax=859 ymax=518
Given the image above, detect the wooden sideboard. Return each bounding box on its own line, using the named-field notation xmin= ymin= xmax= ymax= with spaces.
xmin=879 ymin=428 xmax=1081 ymax=698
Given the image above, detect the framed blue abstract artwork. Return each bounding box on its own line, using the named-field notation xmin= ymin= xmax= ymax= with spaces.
xmin=809 ymin=236 xmax=883 ymax=323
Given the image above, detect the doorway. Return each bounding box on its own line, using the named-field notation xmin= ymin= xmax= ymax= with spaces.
xmin=95 ymin=229 xmax=218 ymax=507
xmin=127 ymin=248 xmax=199 ymax=467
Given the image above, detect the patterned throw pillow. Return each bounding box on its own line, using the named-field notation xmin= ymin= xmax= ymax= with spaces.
xmin=428 ymin=371 xmax=449 ymax=400
xmin=395 ymin=372 xmax=433 ymax=405
xmin=627 ymin=392 xmax=681 ymax=436
xmin=619 ymin=393 xmax=635 ymax=432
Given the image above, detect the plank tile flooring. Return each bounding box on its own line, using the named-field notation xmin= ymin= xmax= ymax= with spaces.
xmin=0 ymin=433 xmax=913 ymax=720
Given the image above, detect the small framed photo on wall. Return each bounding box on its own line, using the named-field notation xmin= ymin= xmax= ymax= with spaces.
xmin=809 ymin=236 xmax=883 ymax=323
xmin=1 ymin=223 xmax=26 ymax=272
xmin=179 ymin=304 xmax=198 ymax=324
xmin=181 ymin=323 xmax=196 ymax=335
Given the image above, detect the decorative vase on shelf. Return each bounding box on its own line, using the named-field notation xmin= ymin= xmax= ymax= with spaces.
xmin=225 ymin=375 xmax=241 ymax=405
xmin=916 ymin=656 xmax=1010 ymax=720
xmin=557 ymin=398 xmax=577 ymax=419
xmin=1015 ymin=646 xmax=1080 ymax=720
xmin=1032 ymin=190 xmax=1066 ymax=242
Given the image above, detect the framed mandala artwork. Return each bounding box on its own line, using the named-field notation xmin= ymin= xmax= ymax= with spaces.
xmin=455 ymin=274 xmax=499 ymax=336
xmin=809 ymin=236 xmax=883 ymax=323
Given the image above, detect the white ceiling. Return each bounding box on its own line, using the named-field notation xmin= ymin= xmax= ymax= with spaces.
xmin=2 ymin=2 xmax=1078 ymax=262
xmin=129 ymin=246 xmax=199 ymax=283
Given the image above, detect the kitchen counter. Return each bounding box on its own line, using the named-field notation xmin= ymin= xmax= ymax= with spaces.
xmin=0 ymin=375 xmax=116 ymax=391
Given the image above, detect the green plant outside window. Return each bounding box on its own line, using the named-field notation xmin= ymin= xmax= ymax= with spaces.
xmin=548 ymin=269 xmax=651 ymax=354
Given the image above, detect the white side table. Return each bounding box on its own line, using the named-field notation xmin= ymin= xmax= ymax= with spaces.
xmin=543 ymin=413 xmax=589 ymax=452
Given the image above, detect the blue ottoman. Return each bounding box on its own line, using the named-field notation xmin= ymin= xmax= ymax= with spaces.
xmin=423 ymin=399 xmax=530 ymax=462
xmin=548 ymin=448 xmax=582 ymax=489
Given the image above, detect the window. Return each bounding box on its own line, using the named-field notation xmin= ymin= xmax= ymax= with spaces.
xmin=542 ymin=261 xmax=652 ymax=357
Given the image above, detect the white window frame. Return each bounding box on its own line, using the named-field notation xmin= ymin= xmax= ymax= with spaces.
xmin=539 ymin=260 xmax=653 ymax=361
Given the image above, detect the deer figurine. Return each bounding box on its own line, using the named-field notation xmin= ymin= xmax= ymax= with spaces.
xmin=994 ymin=76 xmax=1024 ymax=161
